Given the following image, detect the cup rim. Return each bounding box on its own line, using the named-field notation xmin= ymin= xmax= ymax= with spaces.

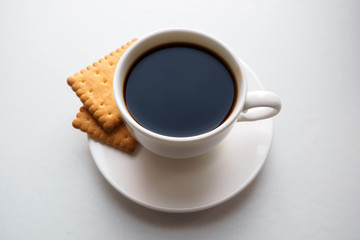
xmin=113 ymin=28 xmax=247 ymax=143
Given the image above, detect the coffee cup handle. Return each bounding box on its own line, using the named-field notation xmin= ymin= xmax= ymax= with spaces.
xmin=237 ymin=91 xmax=282 ymax=121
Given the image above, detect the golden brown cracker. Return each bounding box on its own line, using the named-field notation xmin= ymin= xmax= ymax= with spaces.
xmin=67 ymin=39 xmax=137 ymax=132
xmin=73 ymin=106 xmax=137 ymax=153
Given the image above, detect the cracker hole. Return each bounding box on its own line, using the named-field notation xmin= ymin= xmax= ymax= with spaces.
xmin=100 ymin=102 xmax=104 ymax=107
xmin=109 ymin=62 xmax=113 ymax=67
xmin=81 ymin=80 xmax=85 ymax=84
xmin=108 ymin=112 xmax=112 ymax=116
xmin=103 ymin=79 xmax=107 ymax=84
xmin=95 ymin=71 xmax=99 ymax=75
xmin=89 ymin=89 xmax=93 ymax=93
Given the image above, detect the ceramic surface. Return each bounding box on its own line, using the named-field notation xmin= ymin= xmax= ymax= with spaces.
xmin=89 ymin=61 xmax=273 ymax=213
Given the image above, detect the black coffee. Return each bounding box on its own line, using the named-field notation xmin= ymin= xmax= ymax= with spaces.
xmin=124 ymin=44 xmax=236 ymax=137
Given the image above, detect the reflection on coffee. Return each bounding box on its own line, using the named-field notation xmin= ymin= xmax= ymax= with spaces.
xmin=124 ymin=44 xmax=237 ymax=137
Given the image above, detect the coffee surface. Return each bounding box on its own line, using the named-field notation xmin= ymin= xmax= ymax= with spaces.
xmin=124 ymin=45 xmax=236 ymax=137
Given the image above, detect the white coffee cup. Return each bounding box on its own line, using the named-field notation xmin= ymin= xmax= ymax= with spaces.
xmin=113 ymin=29 xmax=281 ymax=159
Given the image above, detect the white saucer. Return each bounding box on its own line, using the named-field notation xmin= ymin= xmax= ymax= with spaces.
xmin=88 ymin=61 xmax=273 ymax=213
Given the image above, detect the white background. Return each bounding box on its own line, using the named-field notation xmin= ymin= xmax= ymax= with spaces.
xmin=1 ymin=0 xmax=359 ymax=239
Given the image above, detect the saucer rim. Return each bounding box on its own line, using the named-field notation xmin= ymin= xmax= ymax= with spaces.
xmin=88 ymin=60 xmax=273 ymax=213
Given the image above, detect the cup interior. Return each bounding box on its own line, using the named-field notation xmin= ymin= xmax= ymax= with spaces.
xmin=113 ymin=29 xmax=247 ymax=140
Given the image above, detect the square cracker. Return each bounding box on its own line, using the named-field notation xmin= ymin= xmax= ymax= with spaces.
xmin=67 ymin=39 xmax=137 ymax=132
xmin=72 ymin=106 xmax=137 ymax=153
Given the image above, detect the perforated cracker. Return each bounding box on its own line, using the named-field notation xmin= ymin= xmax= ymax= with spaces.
xmin=73 ymin=106 xmax=137 ymax=153
xmin=67 ymin=39 xmax=137 ymax=132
